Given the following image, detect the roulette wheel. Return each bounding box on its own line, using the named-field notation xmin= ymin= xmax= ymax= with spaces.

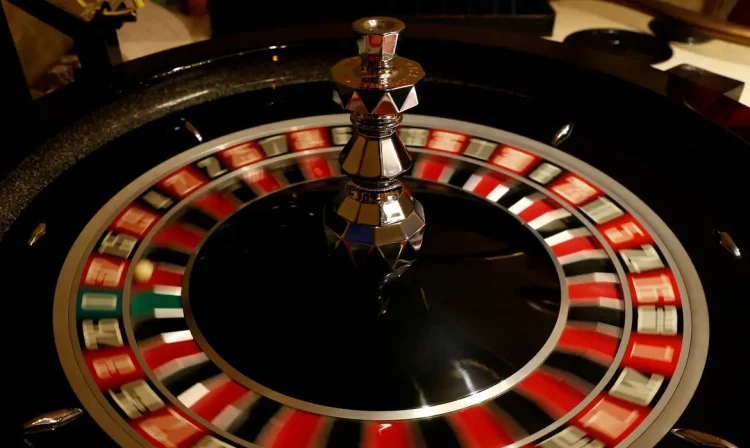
xmin=4 ymin=14 xmax=749 ymax=448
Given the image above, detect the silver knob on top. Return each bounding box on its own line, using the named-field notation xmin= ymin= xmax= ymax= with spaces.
xmin=354 ymin=16 xmax=403 ymax=69
xmin=325 ymin=17 xmax=425 ymax=272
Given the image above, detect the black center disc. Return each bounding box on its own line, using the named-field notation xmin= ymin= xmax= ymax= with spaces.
xmin=187 ymin=178 xmax=562 ymax=411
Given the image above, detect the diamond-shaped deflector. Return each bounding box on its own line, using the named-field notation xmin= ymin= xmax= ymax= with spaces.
xmin=332 ymin=62 xmax=423 ymax=111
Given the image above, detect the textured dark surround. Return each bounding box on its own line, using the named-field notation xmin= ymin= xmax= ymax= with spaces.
xmin=0 ymin=55 xmax=331 ymax=236
xmin=0 ymin=32 xmax=339 ymax=237
xmin=1 ymin=23 xmax=747 ymax=238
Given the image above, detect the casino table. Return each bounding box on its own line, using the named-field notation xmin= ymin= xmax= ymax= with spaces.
xmin=3 ymin=16 xmax=748 ymax=448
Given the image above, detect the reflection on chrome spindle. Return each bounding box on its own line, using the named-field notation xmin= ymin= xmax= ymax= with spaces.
xmin=325 ymin=17 xmax=426 ymax=275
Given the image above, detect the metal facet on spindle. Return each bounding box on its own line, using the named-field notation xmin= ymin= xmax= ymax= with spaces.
xmin=325 ymin=17 xmax=425 ymax=272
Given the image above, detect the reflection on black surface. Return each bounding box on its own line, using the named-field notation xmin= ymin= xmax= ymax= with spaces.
xmin=188 ymin=179 xmax=561 ymax=411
